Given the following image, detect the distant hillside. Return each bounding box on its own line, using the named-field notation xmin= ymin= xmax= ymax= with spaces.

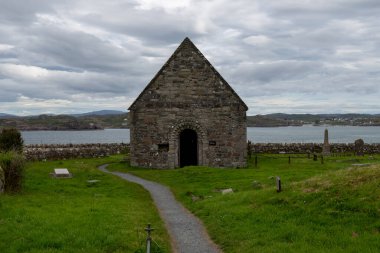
xmin=72 ymin=110 xmax=125 ymax=117
xmin=0 ymin=113 xmax=17 ymax=118
xmin=0 ymin=113 xmax=128 ymax=130
xmin=247 ymin=115 xmax=302 ymax=127
xmin=1 ymin=112 xmax=380 ymax=130
xmin=246 ymin=113 xmax=380 ymax=127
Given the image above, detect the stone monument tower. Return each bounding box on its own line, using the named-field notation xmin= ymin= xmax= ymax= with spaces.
xmin=322 ymin=128 xmax=330 ymax=155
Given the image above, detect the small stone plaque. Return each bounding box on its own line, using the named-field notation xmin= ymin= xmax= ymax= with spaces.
xmin=209 ymin=141 xmax=216 ymax=146
xmin=53 ymin=168 xmax=72 ymax=178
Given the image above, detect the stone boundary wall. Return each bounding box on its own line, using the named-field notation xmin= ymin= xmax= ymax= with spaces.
xmin=24 ymin=143 xmax=129 ymax=161
xmin=23 ymin=142 xmax=380 ymax=161
xmin=252 ymin=143 xmax=380 ymax=154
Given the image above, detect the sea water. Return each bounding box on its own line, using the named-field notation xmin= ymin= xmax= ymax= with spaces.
xmin=21 ymin=125 xmax=380 ymax=145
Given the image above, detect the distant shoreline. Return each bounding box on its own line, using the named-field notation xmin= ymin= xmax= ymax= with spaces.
xmin=17 ymin=125 xmax=380 ymax=131
xmin=2 ymin=112 xmax=380 ymax=129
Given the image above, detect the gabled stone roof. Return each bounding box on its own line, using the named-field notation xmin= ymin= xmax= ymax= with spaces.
xmin=129 ymin=37 xmax=248 ymax=111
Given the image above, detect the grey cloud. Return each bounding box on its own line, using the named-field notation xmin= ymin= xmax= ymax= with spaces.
xmin=0 ymin=0 xmax=52 ymax=25
xmin=0 ymin=0 xmax=379 ymax=115
xmin=235 ymin=61 xmax=321 ymax=83
xmin=20 ymin=27 xmax=139 ymax=73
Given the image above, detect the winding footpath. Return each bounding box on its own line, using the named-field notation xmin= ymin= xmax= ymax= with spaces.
xmin=98 ymin=164 xmax=222 ymax=253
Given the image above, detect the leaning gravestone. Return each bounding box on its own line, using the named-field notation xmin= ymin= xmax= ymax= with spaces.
xmin=354 ymin=139 xmax=364 ymax=156
xmin=0 ymin=166 xmax=4 ymax=193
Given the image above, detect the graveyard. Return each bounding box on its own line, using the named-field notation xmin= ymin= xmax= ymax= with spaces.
xmin=0 ymin=155 xmax=170 ymax=253
xmin=107 ymin=153 xmax=380 ymax=253
xmin=1 ymin=153 xmax=379 ymax=252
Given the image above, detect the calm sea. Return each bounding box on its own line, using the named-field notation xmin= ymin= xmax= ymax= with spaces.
xmin=21 ymin=126 xmax=380 ymax=145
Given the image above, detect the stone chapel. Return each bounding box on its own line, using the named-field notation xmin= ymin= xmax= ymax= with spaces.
xmin=128 ymin=38 xmax=247 ymax=168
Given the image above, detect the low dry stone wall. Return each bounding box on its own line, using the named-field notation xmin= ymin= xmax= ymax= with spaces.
xmin=23 ymin=142 xmax=380 ymax=161
xmin=252 ymin=143 xmax=380 ymax=154
xmin=24 ymin=143 xmax=129 ymax=161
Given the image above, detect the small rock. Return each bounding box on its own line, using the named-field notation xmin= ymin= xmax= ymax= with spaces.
xmin=191 ymin=195 xmax=200 ymax=202
xmin=252 ymin=180 xmax=262 ymax=189
xmin=352 ymin=232 xmax=359 ymax=238
xmin=221 ymin=188 xmax=233 ymax=195
xmin=352 ymin=163 xmax=371 ymax=167
xmin=87 ymin=180 xmax=100 ymax=183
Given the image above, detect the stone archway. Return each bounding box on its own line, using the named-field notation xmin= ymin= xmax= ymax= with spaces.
xmin=179 ymin=129 xmax=198 ymax=167
xmin=169 ymin=120 xmax=207 ymax=168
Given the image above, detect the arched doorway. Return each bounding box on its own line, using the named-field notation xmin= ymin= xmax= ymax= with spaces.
xmin=179 ymin=129 xmax=198 ymax=167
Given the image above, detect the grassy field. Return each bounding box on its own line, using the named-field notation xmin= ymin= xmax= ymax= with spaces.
xmin=0 ymin=155 xmax=170 ymax=253
xmin=108 ymin=154 xmax=380 ymax=253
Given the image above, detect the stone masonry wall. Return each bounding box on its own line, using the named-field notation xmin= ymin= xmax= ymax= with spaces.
xmin=251 ymin=143 xmax=380 ymax=154
xmin=24 ymin=143 xmax=128 ymax=161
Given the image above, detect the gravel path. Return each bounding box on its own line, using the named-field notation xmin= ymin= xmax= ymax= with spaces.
xmin=98 ymin=164 xmax=222 ymax=253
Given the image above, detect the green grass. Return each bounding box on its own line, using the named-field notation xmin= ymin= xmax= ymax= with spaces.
xmin=0 ymin=155 xmax=170 ymax=253
xmin=108 ymin=154 xmax=380 ymax=253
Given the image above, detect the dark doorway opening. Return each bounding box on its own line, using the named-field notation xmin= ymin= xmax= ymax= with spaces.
xmin=179 ymin=129 xmax=198 ymax=167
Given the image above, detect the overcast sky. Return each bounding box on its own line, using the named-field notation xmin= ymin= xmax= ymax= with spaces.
xmin=0 ymin=0 xmax=379 ymax=116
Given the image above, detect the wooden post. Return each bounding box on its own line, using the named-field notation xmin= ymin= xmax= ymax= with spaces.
xmin=288 ymin=156 xmax=291 ymax=164
xmin=321 ymin=155 xmax=324 ymax=164
xmin=254 ymin=155 xmax=258 ymax=168
xmin=276 ymin=176 xmax=281 ymax=192
xmin=313 ymin=154 xmax=318 ymax=161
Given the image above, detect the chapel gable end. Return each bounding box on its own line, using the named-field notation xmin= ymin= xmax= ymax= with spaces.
xmin=129 ymin=37 xmax=248 ymax=111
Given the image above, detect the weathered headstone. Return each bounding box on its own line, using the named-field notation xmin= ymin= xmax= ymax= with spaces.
xmin=52 ymin=168 xmax=72 ymax=178
xmin=247 ymin=141 xmax=252 ymax=159
xmin=276 ymin=176 xmax=282 ymax=192
xmin=354 ymin=139 xmax=364 ymax=156
xmin=0 ymin=166 xmax=4 ymax=193
xmin=322 ymin=128 xmax=331 ymax=155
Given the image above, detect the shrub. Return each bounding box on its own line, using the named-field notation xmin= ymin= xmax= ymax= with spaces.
xmin=0 ymin=151 xmax=25 ymax=193
xmin=0 ymin=128 xmax=24 ymax=153
xmin=0 ymin=166 xmax=4 ymax=193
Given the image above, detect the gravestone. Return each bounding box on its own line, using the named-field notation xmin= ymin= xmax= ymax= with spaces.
xmin=276 ymin=176 xmax=282 ymax=192
xmin=0 ymin=166 xmax=4 ymax=193
xmin=354 ymin=139 xmax=364 ymax=156
xmin=322 ymin=129 xmax=331 ymax=155
xmin=52 ymin=168 xmax=72 ymax=178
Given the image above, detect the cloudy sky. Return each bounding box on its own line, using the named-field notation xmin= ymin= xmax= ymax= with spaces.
xmin=0 ymin=0 xmax=379 ymax=116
